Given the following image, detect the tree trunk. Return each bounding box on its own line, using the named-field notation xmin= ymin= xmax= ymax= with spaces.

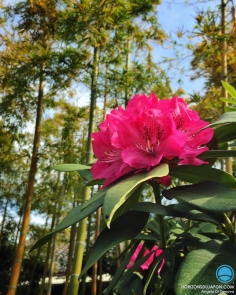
xmin=221 ymin=0 xmax=232 ymax=174
xmin=68 ymin=45 xmax=99 ymax=295
xmin=124 ymin=29 xmax=131 ymax=107
xmin=47 ymin=177 xmax=65 ymax=295
xmin=39 ymin=212 xmax=56 ymax=295
xmin=62 ymin=223 xmax=77 ymax=295
xmin=0 ymin=197 xmax=9 ymax=250
xmin=62 ymin=191 xmax=78 ymax=295
xmin=91 ymin=207 xmax=101 ymax=295
xmin=7 ymin=65 xmax=44 ymax=295
xmin=81 ymin=213 xmax=93 ymax=295
xmin=26 ymin=217 xmax=49 ymax=295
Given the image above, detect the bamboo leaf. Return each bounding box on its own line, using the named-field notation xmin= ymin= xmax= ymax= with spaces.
xmin=219 ymin=97 xmax=236 ymax=104
xmin=222 ymin=81 xmax=236 ymax=100
xmin=54 ymin=163 xmax=91 ymax=171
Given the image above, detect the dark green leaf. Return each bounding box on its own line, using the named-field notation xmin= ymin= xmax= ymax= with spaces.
xmin=132 ymin=202 xmax=220 ymax=224
xmin=30 ymin=195 xmax=103 ymax=251
xmin=163 ymin=181 xmax=236 ymax=212
xmin=213 ymin=123 xmax=236 ymax=142
xmin=175 ymin=240 xmax=236 ymax=295
xmin=77 ymin=169 xmax=93 ymax=182
xmin=199 ymin=150 xmax=236 ymax=159
xmin=170 ymin=166 xmax=236 ymax=188
xmin=104 ymin=241 xmax=140 ymax=295
xmin=119 ymin=273 xmax=144 ymax=295
xmin=173 ymin=202 xmax=224 ymax=224
xmin=79 ymin=210 xmax=149 ymax=279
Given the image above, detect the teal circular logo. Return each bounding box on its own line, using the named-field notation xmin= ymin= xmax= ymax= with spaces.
xmin=216 ymin=265 xmax=234 ymax=284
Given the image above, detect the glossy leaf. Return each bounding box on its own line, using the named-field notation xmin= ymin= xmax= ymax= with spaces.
xmin=103 ymin=163 xmax=169 ymax=227
xmin=169 ymin=166 xmax=236 ymax=188
xmin=112 ymin=184 xmax=143 ymax=221
xmin=175 ymin=240 xmax=236 ymax=295
xmin=173 ymin=202 xmax=224 ymax=224
xmin=132 ymin=202 xmax=220 ymax=225
xmin=199 ymin=150 xmax=236 ymax=159
xmin=79 ymin=210 xmax=149 ymax=279
xmin=209 ymin=111 xmax=236 ymax=127
xmin=163 ymin=181 xmax=236 ymax=212
xmin=30 ymin=195 xmax=104 ymax=251
xmin=213 ymin=123 xmax=236 ymax=142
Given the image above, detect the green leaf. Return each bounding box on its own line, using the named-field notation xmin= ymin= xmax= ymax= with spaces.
xmin=30 ymin=196 xmax=103 ymax=251
xmin=54 ymin=163 xmax=91 ymax=172
xmin=174 ymin=202 xmax=224 ymax=224
xmin=85 ymin=178 xmax=104 ymax=186
xmin=208 ymin=111 xmax=236 ymax=127
xmin=104 ymin=241 xmax=140 ymax=295
xmin=199 ymin=150 xmax=236 ymax=158
xmin=169 ymin=166 xmax=236 ymax=188
xmin=219 ymin=97 xmax=236 ymax=104
xmin=163 ymin=181 xmax=236 ymax=212
xmin=225 ymin=106 xmax=236 ymax=112
xmin=103 ymin=164 xmax=169 ymax=228
xmin=112 ymin=184 xmax=143 ymax=221
xmin=122 ymin=250 xmax=154 ymax=281
xmin=79 ymin=210 xmax=149 ymax=279
xmin=160 ymin=250 xmax=175 ymax=288
xmin=81 ymin=187 xmax=109 ymax=211
xmin=77 ymin=169 xmax=93 ymax=182
xmin=175 ymin=240 xmax=236 ymax=295
xmin=132 ymin=202 xmax=220 ymax=225
xmin=54 ymin=163 xmax=93 ymax=182
xmin=143 ymin=252 xmax=165 ymax=295
xmin=213 ymin=123 xmax=236 ymax=142
xmin=222 ymin=81 xmax=236 ymax=100
xmin=119 ymin=273 xmax=144 ymax=295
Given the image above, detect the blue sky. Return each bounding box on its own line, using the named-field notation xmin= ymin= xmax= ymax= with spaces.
xmin=154 ymin=0 xmax=219 ymax=96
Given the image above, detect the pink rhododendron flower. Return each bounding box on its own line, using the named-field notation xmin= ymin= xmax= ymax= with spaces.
xmin=127 ymin=243 xmax=164 ymax=273
xmin=91 ymin=94 xmax=214 ymax=187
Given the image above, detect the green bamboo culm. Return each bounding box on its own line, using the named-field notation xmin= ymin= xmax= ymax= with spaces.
xmin=68 ymin=46 xmax=100 ymax=295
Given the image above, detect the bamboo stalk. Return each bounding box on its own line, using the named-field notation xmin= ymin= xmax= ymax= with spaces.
xmin=68 ymin=46 xmax=100 ymax=295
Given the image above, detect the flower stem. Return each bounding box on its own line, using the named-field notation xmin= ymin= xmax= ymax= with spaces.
xmin=151 ymin=181 xmax=166 ymax=249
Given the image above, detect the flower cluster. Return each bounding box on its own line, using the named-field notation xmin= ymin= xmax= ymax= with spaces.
xmin=127 ymin=243 xmax=164 ymax=273
xmin=91 ymin=94 xmax=213 ymax=187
